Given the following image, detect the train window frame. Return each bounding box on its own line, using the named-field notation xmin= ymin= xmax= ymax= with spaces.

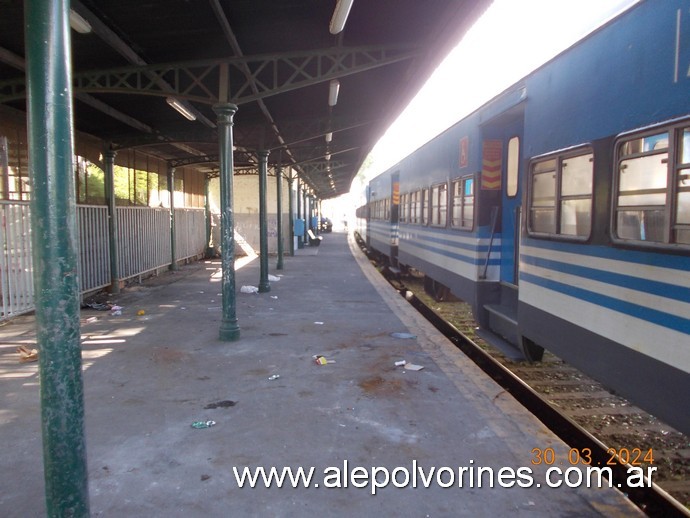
xmin=400 ymin=192 xmax=408 ymax=223
xmin=527 ymin=146 xmax=594 ymax=241
xmin=430 ymin=182 xmax=448 ymax=227
xmin=420 ymin=188 xmax=429 ymax=226
xmin=612 ymin=118 xmax=690 ymax=249
xmin=450 ymin=175 xmax=475 ymax=231
xmin=409 ymin=190 xmax=419 ymax=224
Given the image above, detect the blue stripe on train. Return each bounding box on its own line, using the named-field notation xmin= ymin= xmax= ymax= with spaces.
xmin=400 ymin=237 xmax=500 ymax=266
xmin=520 ymin=272 xmax=690 ymax=334
xmin=521 ymin=255 xmax=690 ymax=303
xmin=523 ymin=238 xmax=690 ymax=272
xmin=401 ymin=229 xmax=495 ymax=253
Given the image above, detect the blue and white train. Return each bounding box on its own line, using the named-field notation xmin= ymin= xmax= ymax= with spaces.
xmin=357 ymin=0 xmax=690 ymax=435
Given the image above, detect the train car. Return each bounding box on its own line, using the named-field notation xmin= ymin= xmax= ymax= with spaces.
xmin=359 ymin=0 xmax=690 ymax=435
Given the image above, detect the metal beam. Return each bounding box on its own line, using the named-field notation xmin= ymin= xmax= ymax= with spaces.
xmin=0 ymin=45 xmax=154 ymax=134
xmin=0 ymin=45 xmax=420 ymax=105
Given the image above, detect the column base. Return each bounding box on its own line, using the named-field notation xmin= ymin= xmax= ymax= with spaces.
xmin=258 ymin=282 xmax=271 ymax=293
xmin=219 ymin=320 xmax=241 ymax=341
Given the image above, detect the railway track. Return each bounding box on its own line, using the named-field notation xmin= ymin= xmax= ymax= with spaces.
xmin=355 ymin=234 xmax=690 ymax=516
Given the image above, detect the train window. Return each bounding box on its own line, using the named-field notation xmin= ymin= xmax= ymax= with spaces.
xmin=409 ymin=191 xmax=419 ymax=224
xmin=507 ymin=137 xmax=519 ymax=197
xmin=420 ymin=188 xmax=429 ymax=225
xmin=560 ymin=154 xmax=593 ymax=236
xmin=530 ymin=159 xmax=557 ymax=234
xmin=613 ymin=122 xmax=690 ymax=246
xmin=451 ymin=175 xmax=474 ymax=230
xmin=430 ymin=183 xmax=447 ymax=226
xmin=675 ymin=128 xmax=690 ymax=244
xmin=528 ymin=150 xmax=593 ymax=238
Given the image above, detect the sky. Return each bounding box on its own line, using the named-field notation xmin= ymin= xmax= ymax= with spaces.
xmin=357 ymin=0 xmax=640 ymax=185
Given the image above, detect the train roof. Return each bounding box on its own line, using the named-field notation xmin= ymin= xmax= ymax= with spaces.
xmin=375 ymin=0 xmax=643 ymax=179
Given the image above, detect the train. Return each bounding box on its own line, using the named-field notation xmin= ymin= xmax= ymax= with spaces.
xmin=356 ymin=0 xmax=690 ymax=436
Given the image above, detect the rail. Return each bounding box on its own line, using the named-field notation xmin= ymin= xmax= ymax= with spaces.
xmin=354 ymin=230 xmax=689 ymax=516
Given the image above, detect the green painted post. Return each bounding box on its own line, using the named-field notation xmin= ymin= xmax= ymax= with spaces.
xmin=24 ymin=1 xmax=90 ymax=515
xmin=258 ymin=150 xmax=270 ymax=292
xmin=305 ymin=193 xmax=311 ymax=244
xmin=287 ymin=173 xmax=295 ymax=257
xmin=105 ymin=148 xmax=120 ymax=294
xmin=304 ymin=191 xmax=310 ymax=244
xmin=296 ymin=179 xmax=303 ymax=249
xmin=214 ymin=103 xmax=241 ymax=341
xmin=204 ymin=174 xmax=214 ymax=258
xmin=275 ymin=165 xmax=284 ymax=269
xmin=167 ymin=164 xmax=178 ymax=271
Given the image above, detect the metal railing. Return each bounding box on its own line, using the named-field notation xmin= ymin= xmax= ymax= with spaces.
xmin=117 ymin=207 xmax=172 ymax=279
xmin=77 ymin=205 xmax=110 ymax=292
xmin=0 ymin=203 xmax=208 ymax=320
xmin=0 ymin=202 xmax=34 ymax=319
xmin=175 ymin=208 xmax=206 ymax=261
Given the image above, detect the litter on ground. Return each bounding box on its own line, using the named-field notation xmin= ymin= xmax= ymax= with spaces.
xmin=313 ymin=355 xmax=336 ymax=365
xmin=16 ymin=345 xmax=38 ymax=363
xmin=390 ymin=332 xmax=416 ymax=339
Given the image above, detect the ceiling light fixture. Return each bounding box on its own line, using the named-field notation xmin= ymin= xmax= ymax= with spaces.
xmin=329 ymin=0 xmax=354 ymax=34
xmin=166 ymin=97 xmax=197 ymax=121
xmin=69 ymin=9 xmax=92 ymax=34
xmin=328 ymin=79 xmax=340 ymax=107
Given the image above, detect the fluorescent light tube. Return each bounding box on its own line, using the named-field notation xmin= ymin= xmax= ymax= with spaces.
xmin=330 ymin=0 xmax=354 ymax=34
xmin=166 ymin=97 xmax=197 ymax=121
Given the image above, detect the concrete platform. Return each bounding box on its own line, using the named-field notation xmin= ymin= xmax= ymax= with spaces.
xmin=0 ymin=232 xmax=641 ymax=517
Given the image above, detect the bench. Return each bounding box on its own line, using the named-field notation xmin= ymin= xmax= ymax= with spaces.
xmin=307 ymin=229 xmax=322 ymax=246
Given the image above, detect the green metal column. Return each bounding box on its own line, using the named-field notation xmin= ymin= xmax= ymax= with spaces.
xmin=303 ymin=189 xmax=309 ymax=245
xmin=305 ymin=193 xmax=311 ymax=243
xmin=214 ymin=103 xmax=241 ymax=341
xmin=105 ymin=148 xmax=120 ymax=294
xmin=296 ymin=178 xmax=303 ymax=249
xmin=287 ymin=173 xmax=295 ymax=257
xmin=275 ymin=165 xmax=284 ymax=269
xmin=314 ymin=198 xmax=320 ymax=235
xmin=204 ymin=174 xmax=214 ymax=258
xmin=167 ymin=164 xmax=178 ymax=271
xmin=24 ymin=0 xmax=90 ymax=515
xmin=258 ymin=150 xmax=270 ymax=293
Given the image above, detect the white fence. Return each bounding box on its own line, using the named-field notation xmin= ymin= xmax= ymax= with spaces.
xmin=0 ymin=201 xmax=207 ymax=320
xmin=0 ymin=202 xmax=34 ymax=319
xmin=117 ymin=207 xmax=172 ymax=279
xmin=175 ymin=208 xmax=207 ymax=261
xmin=77 ymin=205 xmax=111 ymax=293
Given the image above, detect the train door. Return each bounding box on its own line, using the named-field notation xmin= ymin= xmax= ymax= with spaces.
xmin=390 ymin=172 xmax=400 ymax=266
xmin=482 ymin=115 xmax=523 ymax=286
